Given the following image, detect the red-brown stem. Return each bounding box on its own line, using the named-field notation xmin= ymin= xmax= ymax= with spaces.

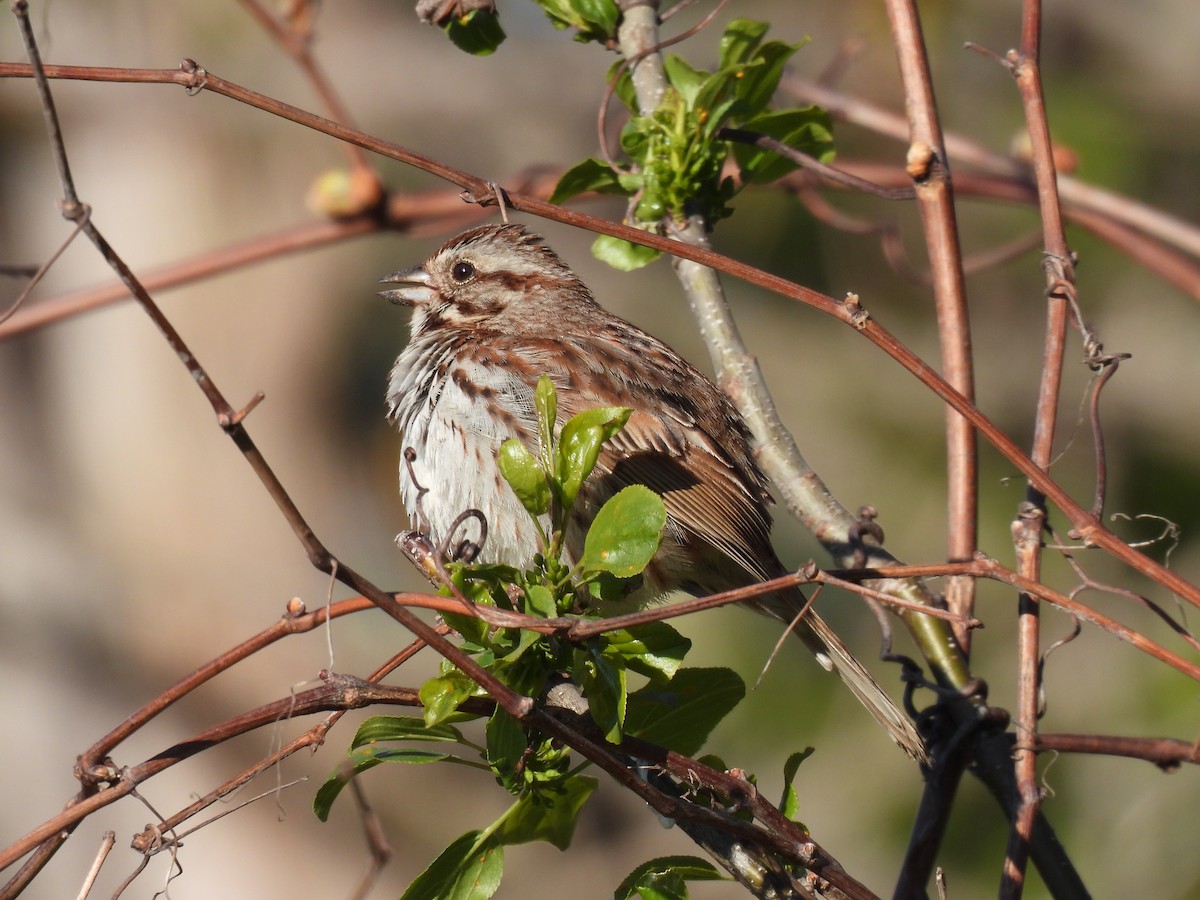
xmin=1004 ymin=2 xmax=1077 ymax=893
xmin=882 ymin=0 xmax=979 ymax=654
xmin=784 ymin=76 xmax=1200 ymax=275
xmin=77 ymin=597 xmax=373 ymax=776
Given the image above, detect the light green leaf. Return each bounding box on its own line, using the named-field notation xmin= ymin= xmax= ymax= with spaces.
xmin=609 ymin=60 xmax=638 ymax=113
xmin=603 ymin=620 xmax=691 ymax=681
xmin=576 ymin=646 xmax=627 ymax=743
xmin=663 ymin=54 xmax=707 ymax=106
xmin=314 ymin=744 xmax=455 ymax=821
xmin=534 ymin=374 xmax=557 ymax=463
xmin=549 ymin=157 xmax=627 ymax=205
xmin=534 ymin=0 xmax=619 ymax=43
xmin=498 ymin=438 xmax=550 ymax=517
xmin=493 ymin=775 xmax=598 ymax=850
xmin=420 ymin=668 xmax=478 ymax=727
xmin=732 ymin=107 xmax=834 ymax=184
xmin=780 ymin=748 xmax=815 ymax=821
xmin=614 ymin=856 xmax=725 ymax=900
xmin=401 ymin=831 xmax=503 ymax=900
xmin=693 ymin=70 xmax=742 ymax=122
xmin=523 ymin=583 xmax=558 ymax=618
xmin=625 ymin=668 xmax=745 ymax=756
xmin=486 ymin=708 xmax=527 ymax=782
xmin=718 ymin=18 xmax=770 ymax=69
xmin=579 ymin=485 xmax=666 ymax=578
xmin=735 ymin=38 xmax=808 ymax=115
xmin=592 ymin=234 xmax=662 ymax=271
xmin=351 ymin=715 xmax=467 ymax=749
xmin=556 ymin=405 xmax=631 ymax=507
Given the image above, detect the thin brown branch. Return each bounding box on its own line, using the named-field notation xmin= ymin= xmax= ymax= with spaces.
xmin=784 ymin=75 xmax=1200 ymax=272
xmin=0 ymin=167 xmax=564 ymax=340
xmin=719 ymin=128 xmax=914 ymax=200
xmin=789 ymin=160 xmax=1200 ymax=298
xmin=833 ymin=557 xmax=1200 ymax=682
xmin=992 ymin=4 xmax=1079 ymax=889
xmin=883 ymin=0 xmax=979 ymax=658
xmin=1035 ymin=733 xmax=1200 ymax=770
xmin=77 ymin=596 xmax=373 ymax=781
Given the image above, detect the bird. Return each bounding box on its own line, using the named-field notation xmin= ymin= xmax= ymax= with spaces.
xmin=380 ymin=222 xmax=925 ymax=760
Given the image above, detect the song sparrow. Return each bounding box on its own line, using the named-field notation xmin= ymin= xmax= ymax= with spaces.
xmin=382 ymin=223 xmax=924 ymax=760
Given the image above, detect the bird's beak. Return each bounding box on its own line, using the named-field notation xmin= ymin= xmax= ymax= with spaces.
xmin=378 ymin=265 xmax=434 ymax=306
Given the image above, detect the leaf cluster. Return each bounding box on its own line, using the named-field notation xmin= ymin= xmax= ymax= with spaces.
xmin=551 ymin=19 xmax=835 ymax=269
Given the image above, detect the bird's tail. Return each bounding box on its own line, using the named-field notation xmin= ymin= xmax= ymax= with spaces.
xmin=755 ymin=590 xmax=929 ymax=763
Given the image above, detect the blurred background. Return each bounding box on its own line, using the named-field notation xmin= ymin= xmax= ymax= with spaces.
xmin=1 ymin=1 xmax=1198 ymax=896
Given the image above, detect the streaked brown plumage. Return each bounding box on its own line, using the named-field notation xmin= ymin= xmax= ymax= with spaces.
xmin=382 ymin=223 xmax=924 ymax=760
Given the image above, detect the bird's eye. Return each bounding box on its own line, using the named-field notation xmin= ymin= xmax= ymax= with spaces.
xmin=451 ymin=260 xmax=476 ymax=283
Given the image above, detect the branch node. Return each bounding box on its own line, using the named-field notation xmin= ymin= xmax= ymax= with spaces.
xmin=460 ymin=181 xmax=510 ymax=220
xmin=179 ymin=58 xmax=209 ymax=95
xmin=904 ymin=140 xmax=938 ymax=181
xmin=217 ymin=391 xmax=265 ymax=427
xmin=842 ymin=292 xmax=870 ymax=329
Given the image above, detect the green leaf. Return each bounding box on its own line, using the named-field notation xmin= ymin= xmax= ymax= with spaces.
xmin=718 ymin=19 xmax=770 ymax=69
xmin=579 ymin=485 xmax=666 ymax=578
xmin=534 ymin=0 xmax=619 ymax=43
xmin=780 ymin=748 xmax=815 ymax=820
xmin=443 ymin=8 xmax=507 ymax=56
xmin=732 ymin=107 xmax=834 ymax=184
xmin=614 ymin=856 xmax=725 ymax=900
xmin=523 ymin=583 xmax=558 ymax=618
xmin=314 ymin=744 xmax=455 ymax=821
xmin=351 ymin=715 xmax=467 ymax=749
xmin=420 ymin=668 xmax=479 ymax=727
xmin=609 ymin=61 xmax=638 ymax=113
xmin=493 ymin=775 xmax=598 ymax=850
xmin=534 ymin=374 xmax=557 ymax=462
xmin=575 ymin=646 xmax=627 ymax=743
xmin=592 ymin=234 xmax=662 ymax=271
xmin=693 ymin=70 xmax=742 ymax=123
xmin=619 ymin=115 xmax=655 ymax=158
xmin=663 ymin=54 xmax=707 ymax=106
xmin=625 ymin=668 xmax=745 ymax=756
xmin=497 ymin=438 xmax=550 ymax=517
xmin=587 ymin=569 xmax=631 ymax=603
xmin=486 ymin=708 xmax=527 ymax=783
xmin=549 ymin=158 xmax=626 ymax=205
xmin=556 ymin=405 xmax=631 ymax=507
xmin=735 ymin=38 xmax=808 ymax=115
xmin=401 ymin=830 xmax=504 ymax=900
xmin=604 ymin=620 xmax=691 ymax=681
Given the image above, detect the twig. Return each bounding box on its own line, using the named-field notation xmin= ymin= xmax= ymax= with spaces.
xmin=978 ymin=4 xmax=1081 ymax=891
xmin=76 ymin=596 xmax=374 ymax=782
xmin=0 ymin=205 xmax=89 ymax=325
xmin=74 ymin=831 xmax=115 ymax=900
xmin=1035 ymin=733 xmax=1200 ymax=770
xmin=720 ymin=128 xmax=914 ymax=200
xmin=783 ymin=75 xmax=1200 ymax=269
xmin=882 ymin=0 xmax=979 ymax=657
